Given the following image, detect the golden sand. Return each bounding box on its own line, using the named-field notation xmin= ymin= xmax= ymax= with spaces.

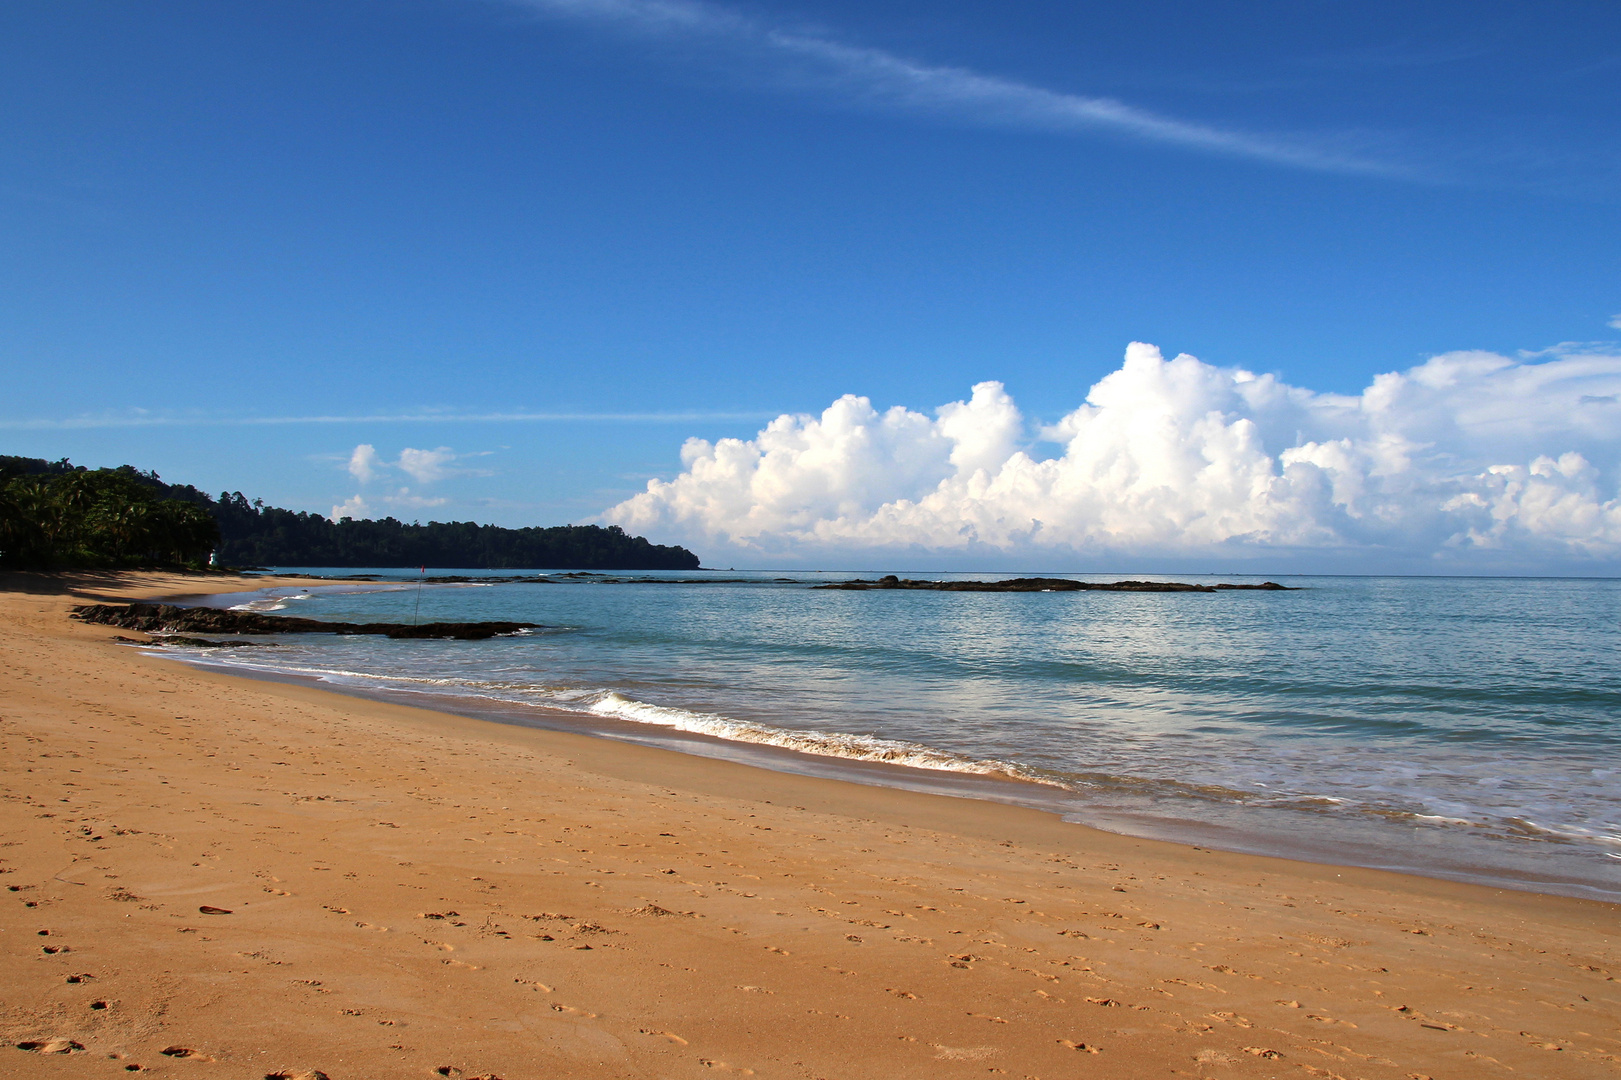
xmin=1 ymin=571 xmax=1615 ymax=1079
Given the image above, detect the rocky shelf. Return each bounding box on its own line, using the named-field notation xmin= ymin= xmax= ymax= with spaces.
xmin=811 ymin=576 xmax=1294 ymax=593
xmin=72 ymin=603 xmax=541 ymax=640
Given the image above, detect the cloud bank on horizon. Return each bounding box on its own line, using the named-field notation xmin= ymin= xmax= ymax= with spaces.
xmin=605 ymin=343 xmax=1621 ymax=568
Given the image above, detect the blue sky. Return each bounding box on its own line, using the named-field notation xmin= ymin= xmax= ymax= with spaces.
xmin=4 ymin=1 xmax=1620 ymax=569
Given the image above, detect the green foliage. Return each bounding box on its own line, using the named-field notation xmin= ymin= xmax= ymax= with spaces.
xmin=0 ymin=459 xmax=219 ymax=569
xmin=206 ymin=496 xmax=699 ymax=569
xmin=0 ymin=456 xmax=700 ymax=571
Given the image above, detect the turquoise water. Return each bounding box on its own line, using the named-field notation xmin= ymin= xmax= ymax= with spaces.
xmin=168 ymin=571 xmax=1621 ymax=900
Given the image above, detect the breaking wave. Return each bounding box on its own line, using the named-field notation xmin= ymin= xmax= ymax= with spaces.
xmin=138 ymin=645 xmax=1055 ymax=784
xmin=581 ymin=691 xmax=1055 ymax=782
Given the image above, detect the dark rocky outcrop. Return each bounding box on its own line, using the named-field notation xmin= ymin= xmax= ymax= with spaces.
xmin=812 ymin=576 xmax=1294 ymax=592
xmin=72 ymin=603 xmax=541 ymax=640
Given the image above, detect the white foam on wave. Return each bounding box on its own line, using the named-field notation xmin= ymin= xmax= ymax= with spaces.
xmin=1410 ymin=813 xmax=1477 ymax=827
xmin=142 ymin=645 xmax=1621 ymax=862
xmin=1506 ymin=818 xmax=1621 ymax=847
xmin=228 ymin=591 xmax=313 ymax=613
xmin=581 ymin=690 xmax=1057 ymax=784
xmin=148 ymin=643 xmax=1058 ymax=785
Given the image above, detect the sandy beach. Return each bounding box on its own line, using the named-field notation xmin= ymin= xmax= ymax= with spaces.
xmin=1 ymin=571 xmax=1616 ymax=1080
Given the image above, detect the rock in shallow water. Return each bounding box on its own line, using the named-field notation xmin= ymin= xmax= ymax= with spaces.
xmin=811 ymin=576 xmax=1293 ymax=592
xmin=71 ymin=603 xmax=541 ymax=640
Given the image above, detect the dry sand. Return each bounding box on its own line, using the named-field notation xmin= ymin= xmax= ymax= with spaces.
xmin=1 ymin=571 xmax=1616 ymax=1080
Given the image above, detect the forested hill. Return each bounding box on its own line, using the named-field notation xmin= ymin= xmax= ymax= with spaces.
xmin=207 ymin=495 xmax=700 ymax=569
xmin=0 ymin=456 xmax=700 ymax=571
xmin=0 ymin=456 xmax=218 ymax=569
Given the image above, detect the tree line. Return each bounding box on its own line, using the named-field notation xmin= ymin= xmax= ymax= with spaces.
xmin=0 ymin=457 xmax=218 ymax=569
xmin=0 ymin=456 xmax=700 ymax=571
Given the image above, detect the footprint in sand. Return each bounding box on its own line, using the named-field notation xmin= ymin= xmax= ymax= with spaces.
xmin=639 ymin=1029 xmax=688 ymax=1046
xmin=1057 ymin=1039 xmax=1099 ymax=1053
xmin=698 ymin=1058 xmax=754 ymax=1074
xmin=551 ymin=1003 xmax=598 ymax=1018
xmin=1209 ymin=1010 xmax=1253 ymax=1028
xmin=513 ymin=978 xmax=553 ymax=993
xmin=160 ymin=1046 xmax=215 ymax=1061
xmin=933 ymin=1046 xmax=998 ymax=1062
xmin=16 ymin=1038 xmax=86 ymax=1054
xmin=264 ymin=1071 xmax=332 ymax=1080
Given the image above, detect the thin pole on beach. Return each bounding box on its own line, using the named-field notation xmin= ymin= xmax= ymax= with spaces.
xmin=413 ymin=565 xmax=425 ymax=625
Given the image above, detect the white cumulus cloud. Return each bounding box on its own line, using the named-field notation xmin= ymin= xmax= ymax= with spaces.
xmin=397 ymin=446 xmax=458 ymax=484
xmin=605 ymin=342 xmax=1621 ymax=568
xmin=330 ymin=488 xmax=449 ymax=522
xmin=343 ymin=443 xmax=469 ymax=485
xmin=333 ymin=445 xmax=477 ymax=520
xmin=347 ymin=443 xmax=382 ymax=483
xmin=331 ymin=494 xmax=373 ymax=521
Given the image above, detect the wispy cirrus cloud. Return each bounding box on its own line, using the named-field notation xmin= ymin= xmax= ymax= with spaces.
xmin=0 ymin=409 xmax=775 ymax=431
xmin=502 ymin=0 xmax=1414 ymax=178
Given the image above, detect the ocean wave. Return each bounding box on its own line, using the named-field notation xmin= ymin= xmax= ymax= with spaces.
xmin=141 ymin=644 xmax=1621 ymax=861
xmin=228 ymin=592 xmax=313 ymax=613
xmin=1502 ymin=817 xmax=1621 ymax=847
xmin=145 ymin=644 xmax=1060 ymax=785
xmin=580 ymin=690 xmax=1059 ymax=784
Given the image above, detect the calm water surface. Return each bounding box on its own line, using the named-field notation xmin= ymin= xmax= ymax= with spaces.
xmin=165 ymin=571 xmax=1621 ymax=900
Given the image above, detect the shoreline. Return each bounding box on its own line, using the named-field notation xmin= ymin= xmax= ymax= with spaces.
xmin=2 ymin=570 xmax=1616 ymax=1078
xmin=157 ymin=640 xmax=1621 ymax=905
xmin=154 ymin=577 xmax=1621 ymax=905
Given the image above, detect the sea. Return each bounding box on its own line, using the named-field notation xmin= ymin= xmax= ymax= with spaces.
xmin=158 ymin=570 xmax=1621 ymax=902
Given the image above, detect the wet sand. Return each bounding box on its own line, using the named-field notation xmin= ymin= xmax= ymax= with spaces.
xmin=1 ymin=571 xmax=1616 ymax=1079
